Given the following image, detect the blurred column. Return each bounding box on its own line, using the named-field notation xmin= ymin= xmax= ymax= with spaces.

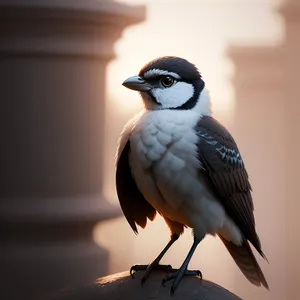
xmin=0 ymin=1 xmax=145 ymax=299
xmin=278 ymin=0 xmax=300 ymax=298
xmin=227 ymin=45 xmax=286 ymax=300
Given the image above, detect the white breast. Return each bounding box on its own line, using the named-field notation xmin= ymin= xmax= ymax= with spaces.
xmin=123 ymin=109 xmax=242 ymax=244
xmin=130 ymin=110 xmax=200 ymax=171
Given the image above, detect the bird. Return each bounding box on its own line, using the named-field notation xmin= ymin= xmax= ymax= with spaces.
xmin=115 ymin=56 xmax=269 ymax=295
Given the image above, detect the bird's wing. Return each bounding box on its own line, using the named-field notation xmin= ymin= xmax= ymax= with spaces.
xmin=195 ymin=116 xmax=264 ymax=256
xmin=116 ymin=139 xmax=156 ymax=234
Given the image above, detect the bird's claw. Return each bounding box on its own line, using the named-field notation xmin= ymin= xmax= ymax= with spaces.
xmin=130 ymin=264 xmax=147 ymax=278
xmin=130 ymin=264 xmax=173 ymax=279
xmin=130 ymin=265 xmax=135 ymax=278
xmin=162 ymin=269 xmax=202 ymax=295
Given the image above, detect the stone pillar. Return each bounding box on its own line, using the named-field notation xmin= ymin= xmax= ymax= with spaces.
xmin=226 ymin=45 xmax=286 ymax=300
xmin=278 ymin=1 xmax=300 ymax=299
xmin=0 ymin=1 xmax=145 ymax=299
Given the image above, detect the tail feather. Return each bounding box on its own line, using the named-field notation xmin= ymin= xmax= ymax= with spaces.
xmin=219 ymin=235 xmax=269 ymax=290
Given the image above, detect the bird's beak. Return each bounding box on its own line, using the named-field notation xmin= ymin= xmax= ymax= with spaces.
xmin=122 ymin=75 xmax=152 ymax=92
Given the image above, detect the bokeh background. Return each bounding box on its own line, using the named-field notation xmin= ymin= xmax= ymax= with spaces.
xmin=0 ymin=0 xmax=298 ymax=299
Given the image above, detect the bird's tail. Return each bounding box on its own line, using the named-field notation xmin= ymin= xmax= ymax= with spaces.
xmin=219 ymin=235 xmax=269 ymax=289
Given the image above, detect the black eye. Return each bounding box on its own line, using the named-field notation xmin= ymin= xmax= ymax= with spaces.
xmin=161 ymin=76 xmax=174 ymax=87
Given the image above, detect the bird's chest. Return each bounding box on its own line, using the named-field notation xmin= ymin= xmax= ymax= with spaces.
xmin=129 ymin=111 xmax=200 ymax=180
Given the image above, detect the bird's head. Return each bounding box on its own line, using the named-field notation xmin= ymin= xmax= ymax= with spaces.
xmin=122 ymin=56 xmax=211 ymax=114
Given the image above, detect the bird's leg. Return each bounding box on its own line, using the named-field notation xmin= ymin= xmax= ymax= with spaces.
xmin=130 ymin=233 xmax=179 ymax=284
xmin=162 ymin=236 xmax=202 ymax=296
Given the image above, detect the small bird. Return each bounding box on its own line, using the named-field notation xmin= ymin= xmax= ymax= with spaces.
xmin=115 ymin=56 xmax=268 ymax=295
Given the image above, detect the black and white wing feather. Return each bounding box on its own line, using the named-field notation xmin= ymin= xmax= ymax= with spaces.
xmin=196 ymin=116 xmax=268 ymax=288
xmin=116 ymin=140 xmax=156 ymax=234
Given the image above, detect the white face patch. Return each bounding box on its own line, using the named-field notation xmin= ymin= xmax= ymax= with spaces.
xmin=149 ymin=81 xmax=195 ymax=109
xmin=143 ymin=69 xmax=181 ymax=80
xmin=192 ymin=88 xmax=212 ymax=116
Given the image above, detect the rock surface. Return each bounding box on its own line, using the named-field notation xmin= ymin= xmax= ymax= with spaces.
xmin=48 ymin=270 xmax=242 ymax=300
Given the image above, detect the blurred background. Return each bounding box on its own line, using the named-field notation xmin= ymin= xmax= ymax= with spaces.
xmin=0 ymin=0 xmax=298 ymax=299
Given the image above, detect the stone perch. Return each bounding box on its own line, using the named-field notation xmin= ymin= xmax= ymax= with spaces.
xmin=47 ymin=270 xmax=242 ymax=300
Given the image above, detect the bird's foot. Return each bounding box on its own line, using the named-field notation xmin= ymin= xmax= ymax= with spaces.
xmin=130 ymin=264 xmax=173 ymax=283
xmin=162 ymin=269 xmax=202 ymax=296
